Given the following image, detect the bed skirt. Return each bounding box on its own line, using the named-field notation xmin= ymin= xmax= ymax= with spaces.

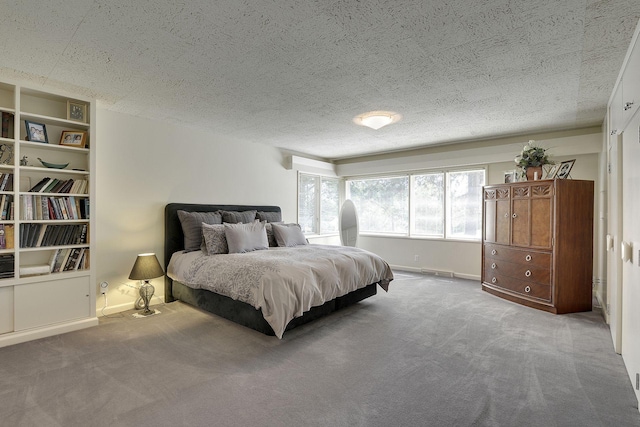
xmin=170 ymin=280 xmax=378 ymax=336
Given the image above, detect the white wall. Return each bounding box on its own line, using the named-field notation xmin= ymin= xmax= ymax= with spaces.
xmin=95 ymin=109 xmax=297 ymax=314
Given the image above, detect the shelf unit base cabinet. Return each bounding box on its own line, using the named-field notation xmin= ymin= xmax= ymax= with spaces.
xmin=481 ymin=179 xmax=594 ymax=314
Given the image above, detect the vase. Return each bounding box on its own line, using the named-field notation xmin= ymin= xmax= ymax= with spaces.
xmin=526 ymin=166 xmax=543 ymax=181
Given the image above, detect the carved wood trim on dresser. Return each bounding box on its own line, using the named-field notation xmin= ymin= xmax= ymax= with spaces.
xmin=481 ymin=179 xmax=594 ymax=314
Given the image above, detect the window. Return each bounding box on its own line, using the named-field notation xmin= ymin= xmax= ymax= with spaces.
xmin=347 ymin=176 xmax=409 ymax=234
xmin=297 ymin=173 xmax=340 ymax=235
xmin=346 ymin=168 xmax=485 ymax=240
xmin=411 ymin=173 xmax=444 ymax=237
xmin=446 ymin=170 xmax=485 ymax=239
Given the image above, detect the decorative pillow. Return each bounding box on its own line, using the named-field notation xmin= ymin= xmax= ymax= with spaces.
xmin=271 ymin=223 xmax=308 ymax=247
xmin=177 ymin=210 xmax=222 ymax=252
xmin=264 ymin=222 xmax=283 ymax=247
xmin=224 ymin=221 xmax=269 ymax=253
xmin=256 ymin=211 xmax=282 ymax=223
xmin=201 ymin=223 xmax=229 ymax=255
xmin=221 ymin=210 xmax=258 ymax=224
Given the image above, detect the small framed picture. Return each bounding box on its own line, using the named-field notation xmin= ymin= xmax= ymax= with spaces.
xmin=504 ymin=170 xmax=516 ymax=183
xmin=24 ymin=120 xmax=48 ymax=143
xmin=67 ymin=100 xmax=87 ymax=123
xmin=59 ymin=130 xmax=88 ymax=148
xmin=544 ymin=164 xmax=560 ymax=179
xmin=555 ymin=159 xmax=576 ymax=179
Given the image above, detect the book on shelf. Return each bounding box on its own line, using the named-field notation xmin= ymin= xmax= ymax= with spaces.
xmin=0 ymin=172 xmax=13 ymax=191
xmin=1 ymin=112 xmax=14 ymax=139
xmin=0 ymin=223 xmax=14 ymax=250
xmin=4 ymin=224 xmax=13 ymax=249
xmin=0 ymin=253 xmax=14 ymax=278
xmin=28 ymin=177 xmax=51 ymax=193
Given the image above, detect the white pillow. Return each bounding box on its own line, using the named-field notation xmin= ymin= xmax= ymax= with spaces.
xmin=271 ymin=223 xmax=308 ymax=247
xmin=224 ymin=221 xmax=269 ymax=253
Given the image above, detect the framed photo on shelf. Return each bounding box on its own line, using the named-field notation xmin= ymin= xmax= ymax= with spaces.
xmin=555 ymin=159 xmax=576 ymax=179
xmin=24 ymin=120 xmax=48 ymax=143
xmin=67 ymin=100 xmax=87 ymax=123
xmin=544 ymin=164 xmax=560 ymax=179
xmin=504 ymin=170 xmax=516 ymax=183
xmin=59 ymin=130 xmax=87 ymax=148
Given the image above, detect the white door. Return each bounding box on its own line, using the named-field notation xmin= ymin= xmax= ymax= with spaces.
xmin=608 ymin=133 xmax=623 ymax=353
xmin=621 ymin=112 xmax=640 ymax=404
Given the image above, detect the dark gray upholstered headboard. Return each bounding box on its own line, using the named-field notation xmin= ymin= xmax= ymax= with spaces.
xmin=164 ymin=203 xmax=281 ymax=301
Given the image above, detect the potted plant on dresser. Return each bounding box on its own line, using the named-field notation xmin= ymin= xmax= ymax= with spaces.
xmin=514 ymin=140 xmax=553 ymax=180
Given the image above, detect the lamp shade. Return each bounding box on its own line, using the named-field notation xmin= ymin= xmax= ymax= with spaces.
xmin=128 ymin=253 xmax=164 ymax=280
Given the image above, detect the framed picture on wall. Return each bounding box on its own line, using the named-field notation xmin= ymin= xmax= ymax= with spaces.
xmin=555 ymin=159 xmax=576 ymax=179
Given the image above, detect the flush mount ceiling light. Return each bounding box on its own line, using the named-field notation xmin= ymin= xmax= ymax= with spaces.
xmin=353 ymin=110 xmax=402 ymax=130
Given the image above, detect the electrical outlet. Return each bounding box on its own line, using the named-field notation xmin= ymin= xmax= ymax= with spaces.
xmin=414 ymin=255 xmax=419 ymax=262
xmin=99 ymin=281 xmax=109 ymax=294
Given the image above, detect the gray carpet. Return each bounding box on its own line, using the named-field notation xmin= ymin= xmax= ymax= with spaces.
xmin=1 ymin=272 xmax=638 ymax=427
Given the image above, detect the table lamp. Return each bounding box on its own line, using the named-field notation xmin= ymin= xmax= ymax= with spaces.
xmin=128 ymin=253 xmax=164 ymax=316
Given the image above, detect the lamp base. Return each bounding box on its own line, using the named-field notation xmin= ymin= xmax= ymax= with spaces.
xmin=132 ymin=309 xmax=160 ymax=319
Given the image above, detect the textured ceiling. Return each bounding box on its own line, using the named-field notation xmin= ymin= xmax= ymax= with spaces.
xmin=1 ymin=0 xmax=639 ymax=160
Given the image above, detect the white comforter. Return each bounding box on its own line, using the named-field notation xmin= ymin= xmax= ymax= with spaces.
xmin=167 ymin=245 xmax=393 ymax=338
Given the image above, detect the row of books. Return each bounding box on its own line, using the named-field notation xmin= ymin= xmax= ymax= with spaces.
xmin=0 ymin=173 xmax=13 ymax=191
xmin=50 ymin=247 xmax=89 ymax=273
xmin=0 ymin=254 xmax=14 ymax=278
xmin=0 ymin=224 xmax=14 ymax=249
xmin=28 ymin=177 xmax=88 ymax=195
xmin=19 ymin=223 xmax=88 ymax=248
xmin=0 ymin=194 xmax=12 ymax=220
xmin=1 ymin=112 xmax=13 ymax=139
xmin=20 ymin=195 xmax=89 ymax=220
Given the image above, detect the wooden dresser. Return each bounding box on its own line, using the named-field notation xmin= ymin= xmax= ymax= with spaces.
xmin=481 ymin=179 xmax=594 ymax=314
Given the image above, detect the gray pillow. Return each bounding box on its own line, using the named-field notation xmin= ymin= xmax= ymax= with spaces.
xmin=264 ymin=222 xmax=283 ymax=247
xmin=221 ymin=210 xmax=257 ymax=224
xmin=256 ymin=211 xmax=282 ymax=223
xmin=224 ymin=221 xmax=268 ymax=253
xmin=271 ymin=223 xmax=308 ymax=247
xmin=201 ymin=223 xmax=228 ymax=255
xmin=177 ymin=210 xmax=222 ymax=252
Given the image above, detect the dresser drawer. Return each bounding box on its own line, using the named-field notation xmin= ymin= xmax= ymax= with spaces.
xmin=484 ymin=258 xmax=551 ymax=285
xmin=484 ymin=244 xmax=551 ymax=269
xmin=483 ymin=274 xmax=551 ymax=302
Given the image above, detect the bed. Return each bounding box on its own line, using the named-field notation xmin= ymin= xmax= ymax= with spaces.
xmin=164 ymin=203 xmax=393 ymax=337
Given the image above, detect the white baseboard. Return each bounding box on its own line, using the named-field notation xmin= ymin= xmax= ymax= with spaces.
xmin=0 ymin=317 xmax=98 ymax=349
xmin=390 ymin=265 xmax=480 ymax=281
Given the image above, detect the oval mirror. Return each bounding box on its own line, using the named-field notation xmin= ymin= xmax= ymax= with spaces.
xmin=339 ymin=199 xmax=359 ymax=247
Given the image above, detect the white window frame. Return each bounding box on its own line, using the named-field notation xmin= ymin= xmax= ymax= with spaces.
xmin=346 ymin=167 xmax=486 ymax=241
xmin=297 ymin=172 xmax=341 ymax=236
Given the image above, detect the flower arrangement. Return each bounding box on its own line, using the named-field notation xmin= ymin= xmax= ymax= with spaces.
xmin=514 ymin=140 xmax=553 ymax=175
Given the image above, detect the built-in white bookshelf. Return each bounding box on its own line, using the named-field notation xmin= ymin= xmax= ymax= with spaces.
xmin=0 ymin=80 xmax=97 ymax=347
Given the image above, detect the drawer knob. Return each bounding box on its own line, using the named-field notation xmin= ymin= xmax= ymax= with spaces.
xmin=525 ymin=270 xmax=532 ymax=277
xmin=491 ymin=249 xmax=497 ymax=255
xmin=512 ymin=213 xmax=517 ymax=218
xmin=524 ymin=286 xmax=531 ymax=293
xmin=525 ymin=255 xmax=532 ymax=262
xmin=504 ymin=213 xmax=509 ymax=218
xmin=492 ymin=277 xmax=497 ymax=284
xmin=491 ymin=263 xmax=496 ymax=269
